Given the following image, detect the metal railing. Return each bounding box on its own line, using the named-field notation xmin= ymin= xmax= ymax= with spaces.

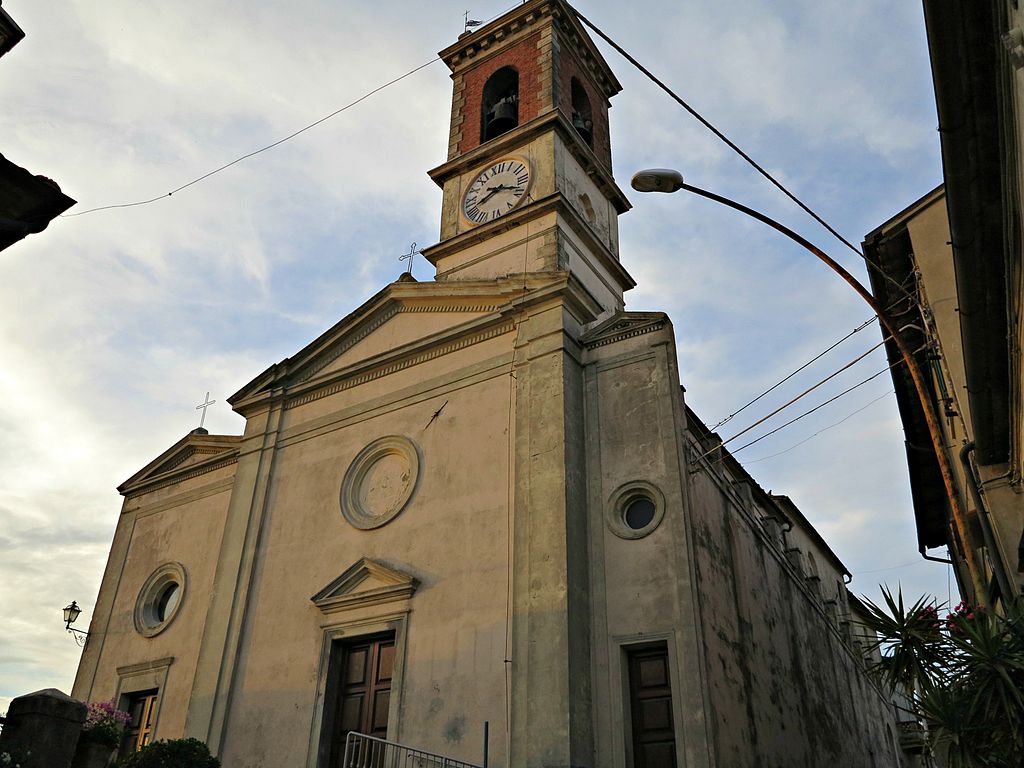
xmin=342 ymin=732 xmax=484 ymax=768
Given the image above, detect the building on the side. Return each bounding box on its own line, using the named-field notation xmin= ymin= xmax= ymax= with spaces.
xmin=0 ymin=1 xmax=26 ymax=59
xmin=72 ymin=2 xmax=903 ymax=766
xmin=863 ymin=0 xmax=1024 ymax=606
xmin=0 ymin=2 xmax=76 ymax=250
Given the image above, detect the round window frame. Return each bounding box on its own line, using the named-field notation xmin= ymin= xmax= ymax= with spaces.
xmin=134 ymin=562 xmax=186 ymax=637
xmin=340 ymin=435 xmax=421 ymax=530
xmin=606 ymin=481 xmax=666 ymax=539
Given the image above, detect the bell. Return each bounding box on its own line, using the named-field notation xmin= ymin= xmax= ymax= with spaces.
xmin=572 ymin=113 xmax=593 ymax=145
xmin=485 ymin=100 xmax=518 ymax=139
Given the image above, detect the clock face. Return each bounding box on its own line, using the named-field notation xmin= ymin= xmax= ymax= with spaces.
xmin=461 ymin=157 xmax=532 ymax=226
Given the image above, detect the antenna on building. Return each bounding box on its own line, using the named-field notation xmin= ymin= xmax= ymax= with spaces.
xmin=399 ymin=242 xmax=422 ymax=281
xmin=194 ymin=391 xmax=215 ymax=434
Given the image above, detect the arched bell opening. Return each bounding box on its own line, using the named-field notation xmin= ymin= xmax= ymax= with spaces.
xmin=570 ymin=77 xmax=593 ymax=148
xmin=481 ymin=66 xmax=519 ymax=142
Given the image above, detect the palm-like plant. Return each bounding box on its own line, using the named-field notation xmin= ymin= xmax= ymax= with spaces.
xmin=859 ymin=588 xmax=1024 ymax=767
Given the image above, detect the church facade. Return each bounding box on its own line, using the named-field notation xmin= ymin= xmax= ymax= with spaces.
xmin=72 ymin=2 xmax=903 ymax=766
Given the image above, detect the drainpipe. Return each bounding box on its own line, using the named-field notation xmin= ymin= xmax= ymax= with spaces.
xmin=921 ymin=548 xmax=953 ymax=565
xmin=959 ymin=441 xmax=1013 ymax=601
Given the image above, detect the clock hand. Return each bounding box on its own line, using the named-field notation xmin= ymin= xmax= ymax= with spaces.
xmin=479 ymin=184 xmax=510 ymax=204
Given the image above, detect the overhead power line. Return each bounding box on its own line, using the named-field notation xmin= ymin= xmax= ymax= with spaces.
xmin=572 ymin=10 xmax=866 ymax=260
xmin=710 ymin=315 xmax=878 ymax=431
xmin=726 ymin=354 xmax=910 ymax=457
xmin=715 ymin=335 xmax=892 ymax=452
xmin=572 ymin=9 xmax=917 ymax=304
xmin=742 ymin=389 xmax=893 ymax=465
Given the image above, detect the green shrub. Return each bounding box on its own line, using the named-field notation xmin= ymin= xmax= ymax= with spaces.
xmin=116 ymin=738 xmax=219 ymax=768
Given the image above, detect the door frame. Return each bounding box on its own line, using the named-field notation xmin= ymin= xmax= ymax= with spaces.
xmin=305 ymin=611 xmax=410 ymax=768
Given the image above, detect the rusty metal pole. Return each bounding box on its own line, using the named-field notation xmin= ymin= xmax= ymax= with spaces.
xmin=677 ymin=183 xmax=987 ymax=600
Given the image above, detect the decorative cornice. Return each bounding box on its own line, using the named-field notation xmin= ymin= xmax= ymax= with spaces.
xmin=292 ymin=304 xmax=400 ymax=384
xmin=116 ymin=657 xmax=174 ymax=676
xmin=311 ymin=558 xmax=419 ymax=615
xmin=581 ymin=312 xmax=668 ymax=350
xmin=437 ymin=0 xmax=620 ymax=97
xmin=427 ymin=110 xmax=630 ymax=214
xmin=285 ymin=320 xmax=516 ymax=409
xmin=122 ymin=451 xmax=239 ymax=499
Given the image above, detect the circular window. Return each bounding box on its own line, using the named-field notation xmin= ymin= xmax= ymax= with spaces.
xmin=606 ymin=481 xmax=666 ymax=539
xmin=134 ymin=563 xmax=186 ymax=637
xmin=624 ymin=497 xmax=656 ymax=530
xmin=340 ymin=435 xmax=421 ymax=530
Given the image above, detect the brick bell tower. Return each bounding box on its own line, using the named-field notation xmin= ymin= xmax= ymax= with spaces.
xmin=423 ymin=0 xmax=634 ymax=316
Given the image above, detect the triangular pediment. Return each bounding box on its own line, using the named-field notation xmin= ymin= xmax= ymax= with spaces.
xmin=118 ymin=432 xmax=241 ymax=495
xmin=228 ymin=277 xmax=566 ymax=411
xmin=580 ymin=311 xmax=668 ymax=349
xmin=311 ymin=558 xmax=419 ymax=614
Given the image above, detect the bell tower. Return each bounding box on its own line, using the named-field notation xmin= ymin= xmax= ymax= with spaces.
xmin=423 ymin=0 xmax=634 ymax=315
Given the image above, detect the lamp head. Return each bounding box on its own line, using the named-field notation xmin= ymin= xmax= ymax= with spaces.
xmin=630 ymin=168 xmax=684 ymax=194
xmin=63 ymin=600 xmax=81 ymax=628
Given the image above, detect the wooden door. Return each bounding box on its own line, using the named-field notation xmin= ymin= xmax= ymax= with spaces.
xmin=627 ymin=645 xmax=677 ymax=768
xmin=326 ymin=634 xmax=394 ymax=768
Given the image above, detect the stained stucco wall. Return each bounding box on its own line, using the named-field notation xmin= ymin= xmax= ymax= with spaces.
xmin=687 ymin=460 xmax=901 ymax=768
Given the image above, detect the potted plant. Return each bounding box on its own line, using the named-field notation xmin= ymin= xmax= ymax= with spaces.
xmin=72 ymin=701 xmax=131 ymax=768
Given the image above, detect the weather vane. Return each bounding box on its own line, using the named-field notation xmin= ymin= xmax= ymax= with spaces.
xmin=464 ymin=11 xmax=483 ymax=33
xmin=399 ymin=242 xmax=422 ymax=278
xmin=195 ymin=391 xmax=216 ymax=430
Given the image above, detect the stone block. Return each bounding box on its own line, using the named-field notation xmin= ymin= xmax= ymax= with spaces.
xmin=0 ymin=688 xmax=87 ymax=768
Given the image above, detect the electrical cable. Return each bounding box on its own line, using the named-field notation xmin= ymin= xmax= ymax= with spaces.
xmin=741 ymin=389 xmax=892 ymax=464
xmin=724 ymin=354 xmax=912 ymax=458
xmin=712 ymin=335 xmax=891 ymax=454
xmin=710 ymin=315 xmax=878 ymax=431
xmin=62 ymin=1 xmax=542 ymax=219
xmin=855 ymin=560 xmax=930 ymax=575
xmin=62 ymin=58 xmax=441 ymax=217
xmin=571 ymin=9 xmax=916 ymax=303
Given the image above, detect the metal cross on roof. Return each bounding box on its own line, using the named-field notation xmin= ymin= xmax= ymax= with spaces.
xmin=195 ymin=391 xmax=216 ymax=429
xmin=399 ymin=242 xmax=421 ymax=277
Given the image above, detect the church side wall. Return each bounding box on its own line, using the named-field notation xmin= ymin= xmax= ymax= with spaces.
xmin=686 ymin=459 xmax=901 ymax=767
xmin=72 ymin=465 xmax=235 ymax=742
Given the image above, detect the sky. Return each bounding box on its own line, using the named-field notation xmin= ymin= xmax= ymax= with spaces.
xmin=0 ymin=0 xmax=954 ymax=713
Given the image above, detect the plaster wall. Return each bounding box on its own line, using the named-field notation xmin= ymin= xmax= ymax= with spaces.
xmin=687 ymin=462 xmax=900 ymax=768
xmin=554 ymin=131 xmax=618 ymax=255
xmin=216 ymin=338 xmax=516 ymax=767
xmin=582 ymin=320 xmax=713 ymax=768
xmin=906 ymin=198 xmax=975 ymax=437
xmin=434 ymin=213 xmax=561 ymax=282
xmin=72 ymin=468 xmax=234 ymax=742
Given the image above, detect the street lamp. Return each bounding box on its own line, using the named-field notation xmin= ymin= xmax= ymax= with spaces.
xmin=630 ymin=168 xmax=986 ymax=599
xmin=63 ymin=600 xmax=89 ymax=646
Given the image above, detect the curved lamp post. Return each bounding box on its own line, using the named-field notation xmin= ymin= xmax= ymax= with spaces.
xmin=630 ymin=168 xmax=985 ymax=599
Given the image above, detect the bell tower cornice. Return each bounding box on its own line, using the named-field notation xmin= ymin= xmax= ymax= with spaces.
xmin=427 ymin=108 xmax=630 ymax=214
xmin=438 ymin=0 xmax=622 ymax=100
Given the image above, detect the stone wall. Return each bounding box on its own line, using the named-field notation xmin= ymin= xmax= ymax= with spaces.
xmin=686 ymin=442 xmax=902 ymax=767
